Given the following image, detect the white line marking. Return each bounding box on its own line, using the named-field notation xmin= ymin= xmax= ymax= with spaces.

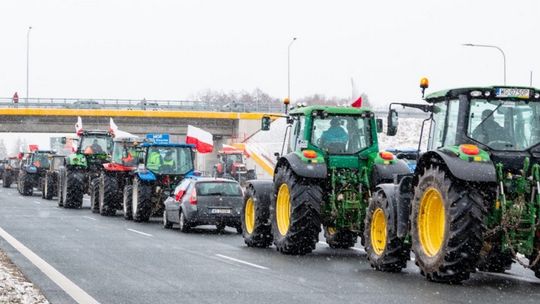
xmin=0 ymin=226 xmax=100 ymax=304
xmin=83 ymin=216 xmax=97 ymax=221
xmin=127 ymin=228 xmax=153 ymax=237
xmin=33 ymin=201 xmax=41 ymax=205
xmin=215 ymin=254 xmax=269 ymax=270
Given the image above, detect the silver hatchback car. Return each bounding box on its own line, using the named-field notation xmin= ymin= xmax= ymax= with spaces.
xmin=163 ymin=177 xmax=243 ymax=233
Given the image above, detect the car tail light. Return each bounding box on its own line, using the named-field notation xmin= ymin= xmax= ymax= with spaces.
xmin=189 ymin=188 xmax=197 ymax=205
xmin=379 ymin=151 xmax=394 ymax=160
xmin=175 ymin=190 xmax=185 ymax=202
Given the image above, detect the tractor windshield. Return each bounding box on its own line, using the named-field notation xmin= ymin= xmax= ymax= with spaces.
xmin=312 ymin=115 xmax=372 ymax=154
xmin=32 ymin=153 xmax=51 ymax=169
xmin=112 ymin=142 xmax=139 ymax=167
xmin=80 ymin=136 xmax=113 ymax=155
xmin=467 ymin=98 xmax=540 ymax=151
xmin=146 ymin=146 xmax=193 ymax=175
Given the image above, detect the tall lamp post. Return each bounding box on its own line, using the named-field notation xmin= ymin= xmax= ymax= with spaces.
xmin=462 ymin=43 xmax=506 ymax=85
xmin=26 ymin=26 xmax=32 ymax=104
xmin=287 ymin=37 xmax=297 ymax=102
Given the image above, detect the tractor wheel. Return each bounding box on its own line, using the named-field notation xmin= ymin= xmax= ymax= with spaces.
xmin=123 ymin=185 xmax=133 ymax=220
xmin=99 ymin=174 xmax=118 ymax=216
xmin=132 ymin=178 xmax=152 ymax=222
xmin=20 ymin=174 xmax=33 ymax=196
xmin=63 ymin=170 xmax=84 ymax=209
xmin=216 ymin=223 xmax=226 ymax=233
xmin=2 ymin=172 xmax=11 ymax=188
xmin=241 ymin=185 xmax=272 ymax=248
xmin=324 ymin=227 xmax=357 ymax=249
xmin=478 ymin=243 xmax=513 ymax=273
xmin=364 ymin=189 xmax=409 ymax=272
xmin=89 ymin=178 xmax=100 ymax=213
xmin=271 ymin=165 xmax=322 ymax=255
xmin=411 ymin=165 xmax=486 ymax=283
xmin=57 ymin=169 xmax=64 ymax=207
xmin=43 ymin=173 xmax=54 ymax=200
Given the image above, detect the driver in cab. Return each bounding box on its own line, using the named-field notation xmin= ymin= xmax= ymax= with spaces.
xmin=472 ymin=109 xmax=507 ymax=144
xmin=320 ymin=117 xmax=348 ymax=152
xmin=84 ymin=139 xmax=104 ymax=154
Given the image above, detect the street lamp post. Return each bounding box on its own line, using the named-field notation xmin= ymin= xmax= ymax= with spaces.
xmin=26 ymin=26 xmax=32 ymax=104
xmin=462 ymin=43 xmax=506 ymax=85
xmin=287 ymin=37 xmax=297 ymax=102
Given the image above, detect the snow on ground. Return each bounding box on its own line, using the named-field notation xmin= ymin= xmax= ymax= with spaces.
xmin=378 ymin=117 xmax=428 ymax=151
xmin=0 ymin=249 xmax=49 ymax=304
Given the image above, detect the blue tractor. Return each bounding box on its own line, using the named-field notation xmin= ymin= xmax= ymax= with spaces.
xmin=123 ymin=143 xmax=196 ymax=222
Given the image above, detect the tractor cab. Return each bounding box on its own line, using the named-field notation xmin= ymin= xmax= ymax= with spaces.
xmin=28 ymin=150 xmax=56 ymax=171
xmin=110 ymin=137 xmax=141 ymax=168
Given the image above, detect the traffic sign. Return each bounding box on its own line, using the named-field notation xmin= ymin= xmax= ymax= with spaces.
xmin=146 ymin=133 xmax=170 ymax=144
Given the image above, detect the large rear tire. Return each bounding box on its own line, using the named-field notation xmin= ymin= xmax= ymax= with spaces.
xmin=63 ymin=169 xmax=84 ymax=209
xmin=57 ymin=169 xmax=65 ymax=207
xmin=132 ymin=178 xmax=152 ymax=222
xmin=241 ymin=185 xmax=272 ymax=248
xmin=90 ymin=178 xmax=100 ymax=213
xmin=364 ymin=189 xmax=409 ymax=272
xmin=99 ymin=173 xmax=118 ymax=216
xmin=123 ymin=185 xmax=133 ymax=220
xmin=271 ymin=166 xmax=322 ymax=255
xmin=411 ymin=166 xmax=486 ymax=283
xmin=2 ymin=172 xmax=11 ymax=188
xmin=43 ymin=173 xmax=55 ymax=200
xmin=20 ymin=173 xmax=33 ymax=196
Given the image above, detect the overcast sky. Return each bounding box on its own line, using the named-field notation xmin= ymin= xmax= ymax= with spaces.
xmin=1 ymin=0 xmax=539 ymax=106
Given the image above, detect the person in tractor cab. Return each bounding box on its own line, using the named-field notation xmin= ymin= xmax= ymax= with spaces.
xmin=122 ymin=148 xmax=139 ymax=167
xmin=147 ymin=149 xmax=162 ymax=171
xmin=162 ymin=151 xmax=176 ymax=170
xmin=472 ymin=109 xmax=507 ymax=144
xmin=84 ymin=139 xmax=104 ymax=154
xmin=320 ymin=117 xmax=349 ymax=152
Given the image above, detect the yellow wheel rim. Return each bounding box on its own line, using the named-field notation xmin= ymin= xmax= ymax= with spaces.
xmin=418 ymin=187 xmax=446 ymax=257
xmin=245 ymin=197 xmax=255 ymax=234
xmin=370 ymin=208 xmax=387 ymax=255
xmin=276 ymin=184 xmax=291 ymax=236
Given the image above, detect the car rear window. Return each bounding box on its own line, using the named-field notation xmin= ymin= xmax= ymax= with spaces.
xmin=196 ymin=182 xmax=242 ymax=196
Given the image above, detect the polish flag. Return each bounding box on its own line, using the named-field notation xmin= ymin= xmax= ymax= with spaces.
xmin=75 ymin=116 xmax=83 ymax=135
xmin=186 ymin=125 xmax=213 ymax=153
xmin=29 ymin=144 xmax=39 ymax=152
xmin=109 ymin=118 xmax=118 ymax=136
xmin=222 ymin=144 xmax=239 ymax=152
xmin=351 ymin=78 xmax=363 ymax=108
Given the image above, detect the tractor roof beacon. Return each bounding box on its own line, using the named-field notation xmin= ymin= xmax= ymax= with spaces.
xmin=241 ymin=101 xmax=410 ymax=255
xmin=365 ymin=79 xmax=540 ymax=283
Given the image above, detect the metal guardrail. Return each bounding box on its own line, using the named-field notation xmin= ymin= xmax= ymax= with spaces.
xmin=0 ymin=97 xmax=284 ymax=113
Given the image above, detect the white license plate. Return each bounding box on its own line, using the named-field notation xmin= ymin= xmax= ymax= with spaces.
xmin=495 ymin=88 xmax=530 ymax=98
xmin=210 ymin=209 xmax=231 ymax=214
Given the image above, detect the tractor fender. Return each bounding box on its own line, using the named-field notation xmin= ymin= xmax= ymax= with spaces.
xmin=371 ymin=159 xmax=411 ymax=186
xmin=415 ymin=150 xmax=496 ymax=183
xmin=375 ymin=176 xmax=413 ymax=239
xmin=276 ymin=153 xmax=327 ymax=179
xmin=245 ymin=180 xmax=274 ymax=209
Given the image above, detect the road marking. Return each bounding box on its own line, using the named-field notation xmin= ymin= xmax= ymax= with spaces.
xmin=127 ymin=228 xmax=153 ymax=237
xmin=83 ymin=216 xmax=97 ymax=221
xmin=33 ymin=201 xmax=41 ymax=205
xmin=0 ymin=226 xmax=100 ymax=304
xmin=215 ymin=254 xmax=269 ymax=270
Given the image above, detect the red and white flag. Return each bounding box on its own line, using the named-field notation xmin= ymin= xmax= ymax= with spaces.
xmin=75 ymin=116 xmax=83 ymax=135
xmin=222 ymin=144 xmax=238 ymax=152
xmin=351 ymin=78 xmax=363 ymax=108
xmin=186 ymin=125 xmax=213 ymax=153
xmin=109 ymin=118 xmax=118 ymax=136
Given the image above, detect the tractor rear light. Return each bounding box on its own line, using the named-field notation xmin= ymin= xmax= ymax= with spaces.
xmin=379 ymin=151 xmax=394 ymax=161
xmin=189 ymin=188 xmax=197 ymax=205
xmin=303 ymin=150 xmax=317 ymax=159
xmin=460 ymin=144 xmax=479 ymax=155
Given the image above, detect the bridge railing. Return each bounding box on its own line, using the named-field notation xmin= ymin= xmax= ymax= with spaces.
xmin=0 ymin=97 xmax=284 ymax=113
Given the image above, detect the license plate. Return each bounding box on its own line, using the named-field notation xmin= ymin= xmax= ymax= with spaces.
xmin=495 ymin=88 xmax=530 ymax=99
xmin=210 ymin=209 xmax=231 ymax=214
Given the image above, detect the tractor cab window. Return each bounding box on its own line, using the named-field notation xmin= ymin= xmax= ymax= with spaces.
xmin=429 ymin=101 xmax=448 ymax=149
xmin=81 ymin=136 xmax=113 ymax=155
xmin=146 ymin=146 xmax=193 ymax=175
xmin=312 ymin=115 xmax=372 ymax=154
xmin=32 ymin=153 xmax=50 ymax=168
xmin=288 ymin=116 xmax=305 ymax=152
xmin=112 ymin=142 xmax=139 ymax=166
xmin=467 ymin=98 xmax=540 ymax=151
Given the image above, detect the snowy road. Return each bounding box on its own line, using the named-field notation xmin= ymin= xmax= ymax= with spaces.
xmin=0 ymin=186 xmax=539 ymax=304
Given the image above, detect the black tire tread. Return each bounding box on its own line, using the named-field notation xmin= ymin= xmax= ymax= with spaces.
xmin=241 ymin=185 xmax=273 ymax=248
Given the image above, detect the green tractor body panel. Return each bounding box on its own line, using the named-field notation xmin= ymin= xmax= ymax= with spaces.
xmin=66 ymin=153 xmax=88 ymax=168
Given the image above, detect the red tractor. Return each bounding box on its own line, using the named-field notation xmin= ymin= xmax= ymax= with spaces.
xmin=212 ymin=149 xmax=256 ymax=184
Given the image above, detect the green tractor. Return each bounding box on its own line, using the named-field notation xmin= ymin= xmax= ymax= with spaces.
xmin=58 ymin=130 xmax=113 ymax=208
xmin=241 ymin=104 xmax=410 ymax=255
xmin=364 ymin=80 xmax=540 ymax=283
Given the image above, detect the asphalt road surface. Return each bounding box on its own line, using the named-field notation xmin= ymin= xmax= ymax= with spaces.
xmin=0 ymin=184 xmax=539 ymax=304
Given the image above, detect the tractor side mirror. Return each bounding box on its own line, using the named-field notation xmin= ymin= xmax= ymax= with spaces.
xmin=61 ymin=137 xmax=67 ymax=144
xmin=387 ymin=109 xmax=399 ymax=136
xmin=261 ymin=116 xmax=271 ymax=131
xmin=376 ymin=119 xmax=383 ymax=133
